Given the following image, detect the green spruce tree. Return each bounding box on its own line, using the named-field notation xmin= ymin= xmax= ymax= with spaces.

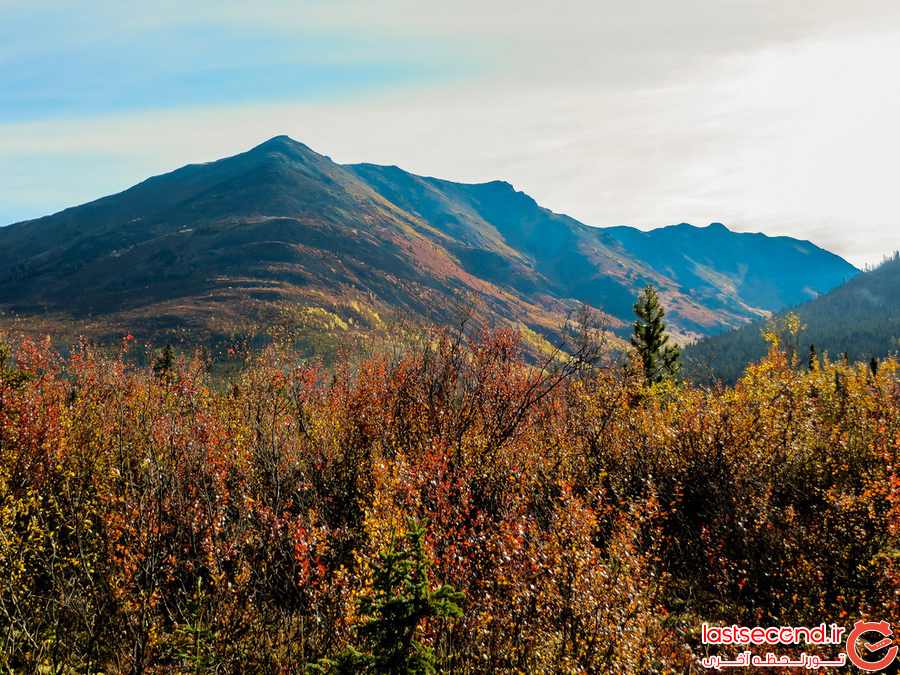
xmin=320 ymin=520 xmax=463 ymax=674
xmin=631 ymin=286 xmax=680 ymax=385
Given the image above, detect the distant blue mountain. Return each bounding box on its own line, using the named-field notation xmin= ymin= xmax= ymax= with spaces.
xmin=603 ymin=222 xmax=857 ymax=317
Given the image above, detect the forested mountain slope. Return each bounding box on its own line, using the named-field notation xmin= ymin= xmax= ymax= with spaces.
xmin=684 ymin=253 xmax=900 ymax=382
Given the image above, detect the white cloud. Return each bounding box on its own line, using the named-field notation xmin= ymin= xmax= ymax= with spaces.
xmin=2 ymin=1 xmax=899 ymax=266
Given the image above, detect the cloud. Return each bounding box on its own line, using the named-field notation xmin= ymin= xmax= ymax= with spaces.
xmin=1 ymin=1 xmax=899 ymax=266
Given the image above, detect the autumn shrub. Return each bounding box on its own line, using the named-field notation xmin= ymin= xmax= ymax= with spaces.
xmin=0 ymin=328 xmax=896 ymax=672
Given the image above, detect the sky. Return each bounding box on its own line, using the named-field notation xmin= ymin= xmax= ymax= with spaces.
xmin=2 ymin=1 xmax=899 ymax=267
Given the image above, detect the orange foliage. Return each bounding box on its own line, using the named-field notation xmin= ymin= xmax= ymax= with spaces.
xmin=0 ymin=329 xmax=896 ymax=672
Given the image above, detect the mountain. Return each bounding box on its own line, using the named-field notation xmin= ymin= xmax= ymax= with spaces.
xmin=341 ymin=164 xmax=856 ymax=336
xmin=0 ymin=135 xmax=858 ymax=354
xmin=684 ymin=253 xmax=900 ymax=382
xmin=604 ymin=222 xmax=855 ymax=314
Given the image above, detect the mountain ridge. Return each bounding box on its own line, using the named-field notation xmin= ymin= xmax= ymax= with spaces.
xmin=0 ymin=135 xmax=858 ymax=354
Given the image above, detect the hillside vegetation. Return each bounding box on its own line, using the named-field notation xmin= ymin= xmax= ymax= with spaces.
xmin=0 ymin=326 xmax=896 ymax=672
xmin=685 ymin=252 xmax=900 ymax=383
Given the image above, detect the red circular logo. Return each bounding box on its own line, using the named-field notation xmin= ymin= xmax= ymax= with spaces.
xmin=846 ymin=620 xmax=898 ymax=672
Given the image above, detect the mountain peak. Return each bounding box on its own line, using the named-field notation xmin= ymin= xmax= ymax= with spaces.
xmin=249 ymin=134 xmax=316 ymax=156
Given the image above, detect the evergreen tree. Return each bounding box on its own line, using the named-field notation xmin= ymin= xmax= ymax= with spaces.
xmin=321 ymin=520 xmax=463 ymax=674
xmin=631 ymin=286 xmax=680 ymax=385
